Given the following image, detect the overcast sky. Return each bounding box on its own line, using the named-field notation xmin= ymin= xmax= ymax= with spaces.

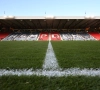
xmin=0 ymin=0 xmax=99 ymax=16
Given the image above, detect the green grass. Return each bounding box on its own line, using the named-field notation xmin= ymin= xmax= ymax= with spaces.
xmin=0 ymin=41 xmax=48 ymax=69
xmin=0 ymin=41 xmax=100 ymax=90
xmin=52 ymin=41 xmax=100 ymax=69
xmin=0 ymin=75 xmax=100 ymax=90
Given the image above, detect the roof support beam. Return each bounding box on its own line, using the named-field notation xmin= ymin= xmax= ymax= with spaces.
xmin=24 ymin=20 xmax=33 ymax=29
xmin=0 ymin=20 xmax=10 ymax=28
xmin=85 ymin=20 xmax=97 ymax=28
xmin=45 ymin=20 xmax=48 ymax=29
xmin=78 ymin=20 xmax=91 ymax=29
xmin=73 ymin=20 xmax=83 ymax=28
xmin=38 ymin=20 xmax=42 ymax=29
xmin=10 ymin=20 xmax=21 ymax=29
xmin=16 ymin=20 xmax=26 ymax=29
xmin=31 ymin=21 xmax=37 ymax=29
xmin=68 ymin=20 xmax=75 ymax=29
xmin=57 ymin=20 xmax=61 ymax=29
xmin=52 ymin=20 xmax=54 ymax=29
xmin=95 ymin=20 xmax=100 ymax=28
xmin=63 ymin=20 xmax=68 ymax=29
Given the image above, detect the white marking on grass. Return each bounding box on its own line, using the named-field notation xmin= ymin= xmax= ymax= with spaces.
xmin=0 ymin=41 xmax=100 ymax=77
xmin=42 ymin=41 xmax=60 ymax=70
xmin=0 ymin=68 xmax=100 ymax=77
xmin=49 ymin=33 xmax=51 ymax=41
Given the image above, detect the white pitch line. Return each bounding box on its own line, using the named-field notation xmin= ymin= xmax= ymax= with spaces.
xmin=0 ymin=68 xmax=100 ymax=77
xmin=42 ymin=41 xmax=60 ymax=70
xmin=0 ymin=41 xmax=100 ymax=77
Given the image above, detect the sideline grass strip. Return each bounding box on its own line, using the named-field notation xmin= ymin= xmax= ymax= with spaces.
xmin=0 ymin=75 xmax=100 ymax=90
xmin=0 ymin=41 xmax=48 ymax=69
xmin=52 ymin=41 xmax=100 ymax=69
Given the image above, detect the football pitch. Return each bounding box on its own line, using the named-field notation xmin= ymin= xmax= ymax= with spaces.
xmin=52 ymin=41 xmax=100 ymax=69
xmin=0 ymin=41 xmax=48 ymax=69
xmin=0 ymin=41 xmax=100 ymax=90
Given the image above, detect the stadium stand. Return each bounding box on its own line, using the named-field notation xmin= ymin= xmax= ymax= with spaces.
xmin=1 ymin=30 xmax=97 ymax=41
xmin=38 ymin=32 xmax=49 ymax=41
xmin=1 ymin=16 xmax=100 ymax=41
xmin=0 ymin=32 xmax=10 ymax=40
xmin=2 ymin=31 xmax=38 ymax=41
xmin=26 ymin=34 xmax=38 ymax=41
xmin=50 ymin=32 xmax=61 ymax=41
xmin=89 ymin=32 xmax=100 ymax=40
xmin=61 ymin=31 xmax=95 ymax=41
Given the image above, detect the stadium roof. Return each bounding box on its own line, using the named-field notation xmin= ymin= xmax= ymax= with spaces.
xmin=0 ymin=16 xmax=100 ymax=29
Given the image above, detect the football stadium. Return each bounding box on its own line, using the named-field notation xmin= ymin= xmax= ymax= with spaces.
xmin=0 ymin=16 xmax=100 ymax=41
xmin=0 ymin=15 xmax=100 ymax=89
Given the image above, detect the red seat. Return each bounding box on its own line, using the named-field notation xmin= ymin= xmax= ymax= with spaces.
xmin=89 ymin=32 xmax=100 ymax=40
xmin=38 ymin=32 xmax=49 ymax=41
xmin=50 ymin=32 xmax=61 ymax=41
xmin=0 ymin=32 xmax=10 ymax=40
